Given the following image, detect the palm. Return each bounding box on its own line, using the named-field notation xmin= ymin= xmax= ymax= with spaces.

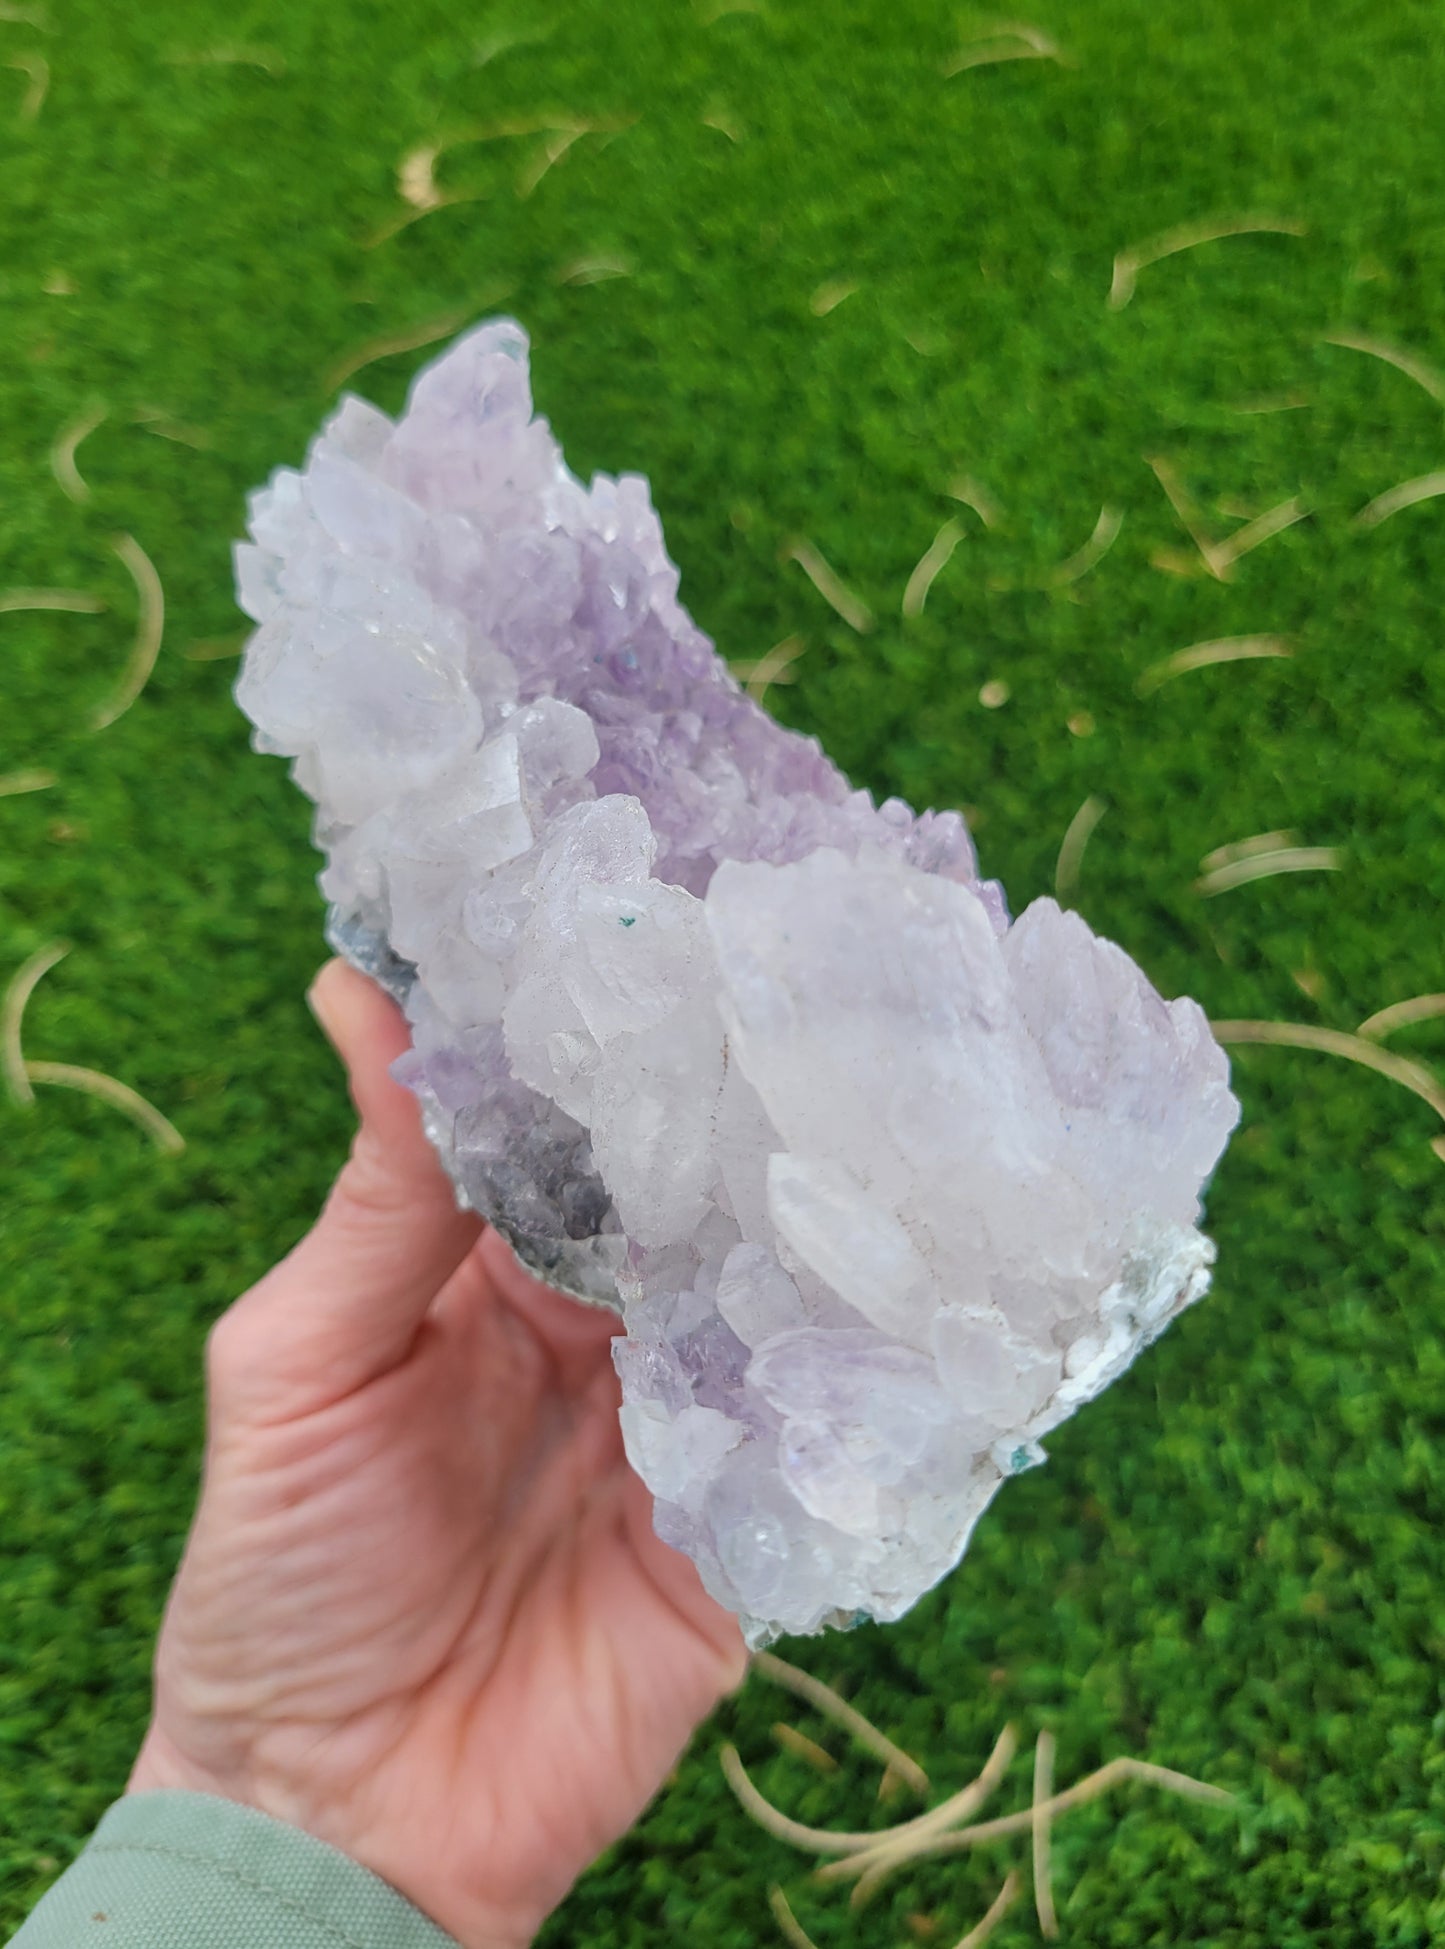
xmin=131 ymin=965 xmax=745 ymax=1949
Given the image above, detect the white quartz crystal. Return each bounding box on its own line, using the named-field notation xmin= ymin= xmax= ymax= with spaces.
xmin=236 ymin=321 xmax=1239 ymax=1643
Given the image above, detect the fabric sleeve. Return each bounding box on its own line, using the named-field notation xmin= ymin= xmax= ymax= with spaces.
xmin=8 ymin=1790 xmax=462 ymax=1949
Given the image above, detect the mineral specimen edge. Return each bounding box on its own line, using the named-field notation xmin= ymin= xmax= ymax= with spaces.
xmin=235 ymin=320 xmax=1240 ymax=1644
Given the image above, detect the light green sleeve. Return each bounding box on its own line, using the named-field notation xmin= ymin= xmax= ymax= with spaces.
xmin=9 ymin=1791 xmax=462 ymax=1949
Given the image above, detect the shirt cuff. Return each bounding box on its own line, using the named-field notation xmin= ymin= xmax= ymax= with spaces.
xmin=9 ymin=1790 xmax=462 ymax=1948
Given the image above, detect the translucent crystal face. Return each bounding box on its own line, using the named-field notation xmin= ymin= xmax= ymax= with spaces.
xmin=236 ymin=321 xmax=1239 ymax=1643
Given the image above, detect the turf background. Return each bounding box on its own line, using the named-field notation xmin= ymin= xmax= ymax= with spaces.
xmin=2 ymin=0 xmax=1444 ymax=1942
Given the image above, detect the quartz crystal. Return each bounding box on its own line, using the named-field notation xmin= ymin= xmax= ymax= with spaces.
xmin=235 ymin=321 xmax=1239 ymax=1643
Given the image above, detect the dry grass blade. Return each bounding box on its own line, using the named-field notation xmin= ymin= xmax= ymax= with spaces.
xmin=981 ymin=17 xmax=1057 ymax=51
xmin=1110 ymin=215 xmax=1306 ymax=309
xmin=1055 ymin=795 xmax=1106 ymax=904
xmin=324 ymin=306 xmax=478 ymax=391
xmin=51 ymin=407 xmax=106 ymax=504
xmin=380 ymin=120 xmax=591 ymax=234
xmin=701 ymin=107 xmax=742 ymax=141
xmin=24 ymin=1061 xmax=184 ymax=1152
xmin=955 ymin=1870 xmax=1021 ymax=1949
xmin=773 ymin=1724 xmax=839 ymax=1775
xmin=167 ymin=44 xmax=285 ymax=74
xmin=902 ymin=326 xmax=944 ymax=356
xmin=767 ymin=1886 xmax=819 ymax=1949
xmin=1433 ymin=1136 xmax=1445 ymax=1166
xmin=6 ymin=50 xmax=46 ymax=118
xmin=903 ymin=518 xmax=966 ymax=617
xmin=184 ymin=633 xmax=246 ymax=662
xmin=753 ymin=1651 xmax=929 ymax=1791
xmin=1148 ymin=545 xmax=1207 ymax=578
xmin=92 ymin=534 xmax=164 ymax=731
xmin=1199 ymin=829 xmax=1296 ymax=875
xmin=394 ymin=129 xmax=533 ymax=209
xmin=947 ymin=474 xmax=1002 ymax=529
xmin=833 ymin=1725 xmax=1020 ymax=1907
xmin=1032 ymin=1732 xmax=1058 ymax=1938
xmin=1216 ymin=492 xmax=1265 ymax=521
xmin=0 ymin=587 xmax=105 ymax=615
xmin=735 ymin=636 xmax=807 ymax=702
xmin=1212 ymin=494 xmax=1309 ymax=571
xmin=1229 ymin=390 xmax=1311 ymax=414
xmin=1049 ymin=504 xmax=1122 ymax=585
xmin=1147 ymin=455 xmax=1225 ymax=578
xmin=727 ymin=1723 xmax=1017 ymax=1868
xmin=557 ymin=254 xmax=633 ymax=285
xmin=1354 ymin=471 xmax=1445 ymax=530
xmin=945 ymin=22 xmax=1062 ymax=74
xmin=848 ymin=1755 xmax=1236 ymax=1871
xmin=3 ymin=940 xmax=69 ymax=1104
xmin=786 ymin=538 xmax=874 ymax=633
xmin=1320 ymin=330 xmax=1445 ymax=409
xmin=365 ymin=196 xmax=488 ymax=249
xmin=810 ymin=279 xmax=858 ymax=317
xmin=399 ymin=143 xmax=445 ymax=209
xmin=0 ymin=768 xmax=57 ymax=798
xmin=1136 ymin=634 xmax=1292 ymax=694
xmin=719 ymin=1744 xmax=886 ymax=1853
xmin=472 ymin=24 xmax=553 ymax=66
xmin=1358 ymin=995 xmax=1445 ymax=1042
xmin=469 ymin=113 xmax=590 ymax=141
xmin=0 ymin=4 xmax=53 ymax=27
xmin=1196 ymin=845 xmax=1341 ymax=896
xmin=132 ymin=407 xmax=212 ymax=449
xmin=1211 ymin=1021 xmax=1445 ymax=1124
xmin=518 ymin=125 xmax=589 ymax=198
xmin=945 ymin=37 xmax=1056 ymax=74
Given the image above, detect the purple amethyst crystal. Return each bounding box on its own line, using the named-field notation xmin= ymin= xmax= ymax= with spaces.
xmin=236 ymin=322 xmax=1238 ymax=1642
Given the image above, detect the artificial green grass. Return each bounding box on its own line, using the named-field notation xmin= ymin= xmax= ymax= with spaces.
xmin=2 ymin=0 xmax=1444 ymax=1940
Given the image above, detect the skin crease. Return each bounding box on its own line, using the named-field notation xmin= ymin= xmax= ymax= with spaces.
xmin=128 ymin=959 xmax=748 ymax=1949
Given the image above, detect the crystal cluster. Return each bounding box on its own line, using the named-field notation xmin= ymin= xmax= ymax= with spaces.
xmin=235 ymin=321 xmax=1239 ymax=1643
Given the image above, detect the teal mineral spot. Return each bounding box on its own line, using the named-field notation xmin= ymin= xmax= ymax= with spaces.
xmin=619 ymin=915 xmax=636 ymax=927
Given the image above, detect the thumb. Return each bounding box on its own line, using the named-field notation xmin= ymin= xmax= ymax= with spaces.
xmin=217 ymin=961 xmax=481 ymax=1414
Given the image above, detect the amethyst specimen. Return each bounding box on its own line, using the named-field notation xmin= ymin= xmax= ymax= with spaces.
xmin=236 ymin=322 xmax=1238 ymax=1642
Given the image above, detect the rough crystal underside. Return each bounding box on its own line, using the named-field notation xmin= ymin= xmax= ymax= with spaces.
xmin=235 ymin=321 xmax=1239 ymax=1642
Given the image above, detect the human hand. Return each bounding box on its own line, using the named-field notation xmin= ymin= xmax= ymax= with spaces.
xmin=129 ymin=960 xmax=747 ymax=1949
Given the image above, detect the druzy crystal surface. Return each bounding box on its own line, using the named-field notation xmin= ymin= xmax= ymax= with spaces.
xmin=235 ymin=321 xmax=1239 ymax=1643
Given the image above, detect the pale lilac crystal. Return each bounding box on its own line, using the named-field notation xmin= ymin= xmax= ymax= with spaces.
xmin=235 ymin=321 xmax=1239 ymax=1642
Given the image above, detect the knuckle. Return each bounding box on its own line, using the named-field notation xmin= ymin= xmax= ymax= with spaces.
xmin=203 ymin=1301 xmax=267 ymax=1393
xmin=326 ymin=1130 xmax=405 ymax=1231
xmin=203 ymin=1308 xmax=245 ymax=1386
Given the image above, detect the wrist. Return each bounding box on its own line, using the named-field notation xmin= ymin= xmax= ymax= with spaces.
xmin=128 ymin=1723 xmax=237 ymax=1801
xmin=128 ymin=1724 xmax=533 ymax=1949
